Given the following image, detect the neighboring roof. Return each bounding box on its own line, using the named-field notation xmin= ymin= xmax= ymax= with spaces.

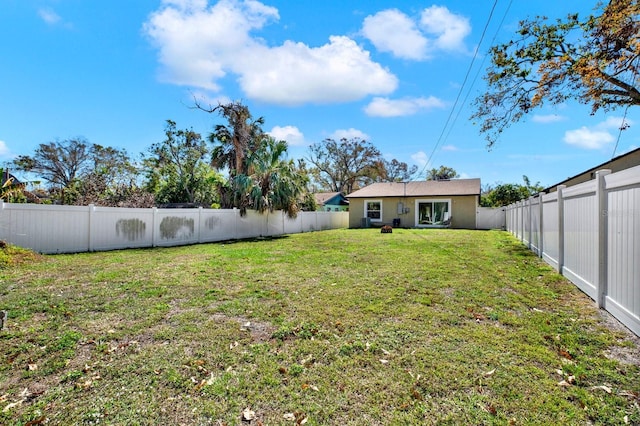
xmin=346 ymin=179 xmax=481 ymax=198
xmin=544 ymin=147 xmax=640 ymax=192
xmin=314 ymin=192 xmax=349 ymax=206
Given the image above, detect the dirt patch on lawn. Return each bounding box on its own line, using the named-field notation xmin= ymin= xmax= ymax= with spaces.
xmin=598 ymin=310 xmax=640 ymax=367
xmin=210 ymin=313 xmax=276 ymax=343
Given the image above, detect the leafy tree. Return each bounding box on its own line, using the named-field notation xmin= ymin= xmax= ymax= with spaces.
xmin=13 ymin=138 xmax=93 ymax=190
xmin=73 ymin=144 xmax=142 ymax=206
xmin=426 ymin=165 xmax=459 ymax=181
xmin=13 ymin=139 xmax=141 ymax=205
xmin=473 ymin=0 xmax=640 ymax=147
xmin=481 ymin=175 xmax=544 ymax=207
xmin=307 ymin=138 xmax=382 ymax=194
xmin=144 ymin=120 xmax=221 ymax=206
xmin=378 ymin=159 xmax=418 ymax=182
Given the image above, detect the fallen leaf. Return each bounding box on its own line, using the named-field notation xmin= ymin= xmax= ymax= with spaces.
xmin=205 ymin=372 xmax=215 ymax=386
xmin=28 ymin=363 xmax=38 ymax=371
xmin=299 ymin=417 xmax=308 ymax=425
xmin=485 ymin=403 xmax=497 ymax=415
xmin=0 ymin=394 xmax=7 ymax=403
xmin=25 ymin=416 xmax=47 ymax=426
xmin=558 ymin=380 xmax=571 ymax=387
xmin=310 ymin=385 xmax=319 ymax=392
xmin=591 ymin=385 xmax=612 ymax=394
xmin=566 ymin=375 xmax=576 ymax=385
xmin=283 ymin=413 xmax=296 ymax=421
xmin=556 ymin=369 xmax=564 ymax=376
xmin=379 ymin=359 xmax=389 ymax=364
xmin=76 ymin=380 xmax=92 ymax=390
xmin=242 ymin=407 xmax=255 ymax=421
xmin=558 ymin=349 xmax=572 ymax=360
xmin=3 ymin=400 xmax=22 ymax=413
xmin=483 ymin=369 xmax=496 ymax=377
xmin=230 ymin=341 xmax=239 ymax=349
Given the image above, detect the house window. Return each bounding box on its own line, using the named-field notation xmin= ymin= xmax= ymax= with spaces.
xmin=416 ymin=199 xmax=450 ymax=226
xmin=365 ymin=200 xmax=382 ymax=222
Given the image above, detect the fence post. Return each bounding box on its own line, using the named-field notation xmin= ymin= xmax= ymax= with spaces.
xmin=595 ymin=169 xmax=611 ymax=308
xmin=520 ymin=200 xmax=525 ymax=242
xmin=527 ymin=197 xmax=533 ymax=249
xmin=557 ymin=185 xmax=566 ymax=274
xmin=538 ymin=195 xmax=544 ymax=258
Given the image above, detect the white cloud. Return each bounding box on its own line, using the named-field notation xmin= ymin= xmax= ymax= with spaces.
xmin=144 ymin=0 xmax=397 ymax=105
xmin=269 ymin=125 xmax=305 ymax=146
xmin=364 ymin=96 xmax=445 ymax=117
xmin=361 ymin=9 xmax=428 ymax=60
xmin=563 ymin=127 xmax=614 ymax=149
xmin=420 ymin=6 xmax=471 ymax=52
xmin=330 ymin=128 xmax=370 ymax=141
xmin=532 ymin=114 xmax=566 ymax=123
xmin=598 ymin=115 xmax=633 ymax=130
xmin=0 ymin=140 xmax=10 ymax=157
xmin=441 ymin=144 xmax=458 ymax=151
xmin=411 ymin=151 xmax=429 ymax=166
xmin=563 ymin=116 xmax=633 ymax=150
xmin=38 ymin=8 xmax=61 ymax=25
xmin=362 ymin=6 xmax=470 ymax=60
xmin=237 ymin=37 xmax=397 ymax=105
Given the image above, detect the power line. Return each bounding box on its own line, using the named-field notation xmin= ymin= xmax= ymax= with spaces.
xmin=415 ymin=0 xmax=501 ymax=180
xmin=443 ymin=0 xmax=513 ymax=145
xmin=611 ymin=104 xmax=630 ymax=159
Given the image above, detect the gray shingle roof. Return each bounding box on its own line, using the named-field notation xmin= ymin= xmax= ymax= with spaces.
xmin=346 ymin=179 xmax=481 ymax=198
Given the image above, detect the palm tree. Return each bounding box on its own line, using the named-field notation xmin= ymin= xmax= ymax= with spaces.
xmin=244 ymin=137 xmax=306 ymax=218
xmin=208 ymin=102 xmax=265 ymax=176
xmin=0 ymin=169 xmax=32 ymax=203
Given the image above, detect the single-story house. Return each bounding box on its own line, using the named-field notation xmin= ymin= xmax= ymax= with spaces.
xmin=544 ymin=147 xmax=640 ymax=192
xmin=346 ymin=178 xmax=481 ymax=229
xmin=314 ymin=192 xmax=349 ymax=212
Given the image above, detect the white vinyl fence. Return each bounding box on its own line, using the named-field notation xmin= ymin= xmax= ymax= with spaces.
xmin=506 ymin=166 xmax=640 ymax=336
xmin=476 ymin=206 xmax=506 ymax=230
xmin=0 ymin=202 xmax=348 ymax=254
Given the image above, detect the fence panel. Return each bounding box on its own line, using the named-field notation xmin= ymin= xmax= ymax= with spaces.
xmin=199 ymin=209 xmax=238 ymax=242
xmin=0 ymin=204 xmax=91 ymax=254
xmin=562 ymin=182 xmax=598 ymax=299
xmin=530 ymin=197 xmax=541 ymax=255
xmin=522 ymin=201 xmax=531 ymax=246
xmin=91 ymin=207 xmax=154 ymax=251
xmin=153 ymin=209 xmax=202 ymax=247
xmin=476 ymin=207 xmax=506 ymax=230
xmin=541 ymin=192 xmax=559 ymax=269
xmin=604 ymin=169 xmax=640 ymax=336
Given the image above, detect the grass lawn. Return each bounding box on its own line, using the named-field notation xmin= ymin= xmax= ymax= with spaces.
xmin=0 ymin=229 xmax=639 ymax=425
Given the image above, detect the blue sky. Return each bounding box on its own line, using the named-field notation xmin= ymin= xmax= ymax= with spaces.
xmin=1 ymin=0 xmax=638 ymax=189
